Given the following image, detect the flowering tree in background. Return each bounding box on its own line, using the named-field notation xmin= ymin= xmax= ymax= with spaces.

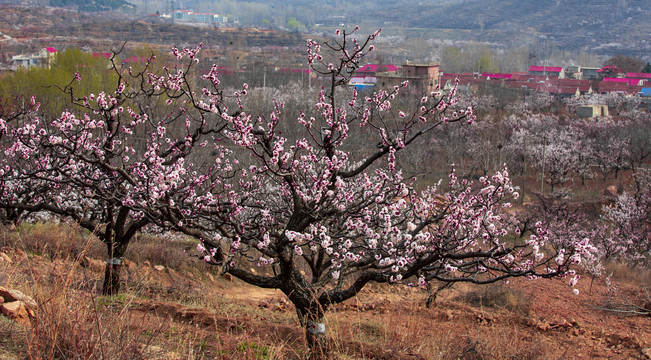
xmin=620 ymin=111 xmax=651 ymax=173
xmin=149 ymin=30 xmax=597 ymax=354
xmin=601 ymin=169 xmax=651 ymax=267
xmin=509 ymin=115 xmax=585 ymax=192
xmin=0 ymin=46 xmax=231 ymax=294
xmin=0 ymin=96 xmax=40 ymax=225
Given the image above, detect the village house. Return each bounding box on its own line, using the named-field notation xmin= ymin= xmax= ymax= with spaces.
xmin=597 ymin=65 xmax=625 ymax=79
xmin=10 ymin=47 xmax=57 ymax=69
xmin=577 ymin=105 xmax=608 ymax=118
xmin=528 ymin=66 xmax=564 ymax=78
xmin=349 ymin=64 xmax=399 ymax=90
xmin=581 ymin=67 xmax=600 ymax=80
xmin=376 ymin=62 xmax=440 ymax=95
xmin=172 ymin=10 xmax=227 ymax=24
xmin=565 ymin=66 xmax=600 ymax=80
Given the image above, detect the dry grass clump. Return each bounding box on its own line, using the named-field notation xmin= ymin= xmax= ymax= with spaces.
xmin=444 ymin=330 xmax=551 ymax=360
xmin=126 ymin=233 xmax=193 ymax=270
xmin=0 ymin=222 xmax=104 ymax=261
xmin=460 ymin=283 xmax=532 ymax=317
xmin=27 ymin=291 xmax=153 ymax=359
xmin=603 ymin=260 xmax=651 ymax=285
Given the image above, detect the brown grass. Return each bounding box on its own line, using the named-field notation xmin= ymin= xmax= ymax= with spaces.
xmin=460 ymin=283 xmax=533 ymax=317
xmin=0 ymin=222 xmax=104 ymax=261
xmin=1 ymin=222 xmax=649 ymax=360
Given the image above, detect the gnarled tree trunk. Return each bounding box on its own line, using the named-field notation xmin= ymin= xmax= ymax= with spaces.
xmin=102 ymin=260 xmax=122 ymax=295
xmin=101 ymin=237 xmax=129 ymax=296
xmin=296 ymin=305 xmax=327 ymax=359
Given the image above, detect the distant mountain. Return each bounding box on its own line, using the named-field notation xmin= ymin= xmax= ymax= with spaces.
xmin=1 ymin=0 xmax=648 ymax=56
xmin=351 ymin=0 xmax=650 ymax=55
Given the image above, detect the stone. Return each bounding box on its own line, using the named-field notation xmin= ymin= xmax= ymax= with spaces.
xmin=223 ymin=273 xmax=233 ymax=281
xmin=207 ymin=273 xmax=215 ymax=282
xmin=0 ymin=286 xmax=37 ymax=310
xmin=153 ymin=265 xmax=165 ymax=272
xmin=79 ymin=257 xmax=104 ymax=272
xmin=124 ymin=259 xmax=137 ymax=271
xmin=0 ymin=252 xmax=12 ymax=264
xmin=143 ymin=260 xmax=152 ymax=267
xmin=641 ymin=347 xmax=651 ymax=359
xmin=12 ymin=249 xmax=26 ymax=261
xmin=604 ymin=185 xmax=618 ymax=197
xmin=1 ymin=301 xmax=30 ymax=325
xmin=258 ymin=301 xmax=270 ymax=309
xmin=643 ymin=301 xmax=651 ymax=312
xmin=0 ymin=296 xmax=4 ymax=304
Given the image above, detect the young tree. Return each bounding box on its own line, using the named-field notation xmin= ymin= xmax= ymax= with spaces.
xmin=152 ymin=30 xmax=596 ymax=354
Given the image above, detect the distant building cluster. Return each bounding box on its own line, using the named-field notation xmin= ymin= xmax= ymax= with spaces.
xmin=439 ymin=64 xmax=651 ymax=98
xmin=347 ymin=62 xmax=651 ymax=102
xmin=170 ymin=10 xmax=228 ymax=24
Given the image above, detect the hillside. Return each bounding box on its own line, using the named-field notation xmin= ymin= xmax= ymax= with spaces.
xmin=0 ymin=223 xmax=650 ymax=359
xmin=1 ymin=0 xmax=649 ymax=57
xmin=353 ymin=0 xmax=651 ymax=55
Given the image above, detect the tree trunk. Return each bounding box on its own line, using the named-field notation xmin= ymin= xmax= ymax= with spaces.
xmin=297 ymin=306 xmax=327 ymax=359
xmin=101 ymin=241 xmax=127 ymax=296
xmin=102 ymin=261 xmax=122 ymax=295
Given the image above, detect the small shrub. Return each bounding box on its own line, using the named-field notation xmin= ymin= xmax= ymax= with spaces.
xmin=356 ymin=320 xmax=388 ymax=340
xmin=235 ymin=340 xmax=270 ymax=360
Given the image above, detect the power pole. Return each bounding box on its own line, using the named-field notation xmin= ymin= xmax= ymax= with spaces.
xmin=540 ymin=136 xmax=546 ymax=195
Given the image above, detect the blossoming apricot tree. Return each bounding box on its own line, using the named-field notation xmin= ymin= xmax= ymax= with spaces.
xmin=601 ymin=169 xmax=651 ymax=267
xmin=0 ymin=46 xmax=231 ymax=294
xmin=150 ymin=29 xmax=596 ymax=353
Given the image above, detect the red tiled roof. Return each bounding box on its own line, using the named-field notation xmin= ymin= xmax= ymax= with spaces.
xmin=92 ymin=52 xmax=111 ymax=59
xmin=626 ymin=72 xmax=651 ymax=79
xmin=481 ymin=73 xmax=512 ymax=79
xmin=541 ymin=79 xmax=592 ymax=93
xmin=357 ymin=64 xmax=399 ymax=73
xmin=528 ymin=66 xmax=563 ymax=73
xmin=45 ymin=47 xmax=57 ymax=53
xmin=603 ymin=77 xmax=644 ymax=86
xmin=597 ymin=82 xmax=642 ymax=94
xmin=504 ymin=81 xmax=544 ymax=91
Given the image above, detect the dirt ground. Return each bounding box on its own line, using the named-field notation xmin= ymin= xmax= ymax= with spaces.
xmin=0 ymin=241 xmax=649 ymax=360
